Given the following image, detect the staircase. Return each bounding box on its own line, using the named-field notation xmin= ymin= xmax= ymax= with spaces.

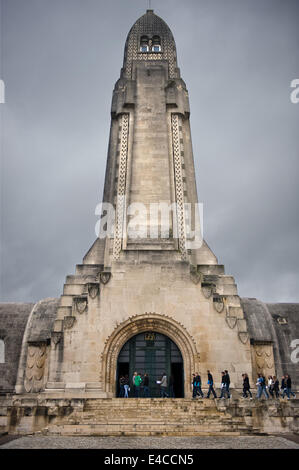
xmin=45 ymin=398 xmax=258 ymax=436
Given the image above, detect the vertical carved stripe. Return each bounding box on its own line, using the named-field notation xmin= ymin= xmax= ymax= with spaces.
xmin=113 ymin=114 xmax=129 ymax=260
xmin=171 ymin=114 xmax=187 ymax=259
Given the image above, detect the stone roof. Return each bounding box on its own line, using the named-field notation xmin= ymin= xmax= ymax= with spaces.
xmin=26 ymin=298 xmax=60 ymax=343
xmin=0 ymin=302 xmax=34 ymax=392
xmin=241 ymin=297 xmax=274 ymax=342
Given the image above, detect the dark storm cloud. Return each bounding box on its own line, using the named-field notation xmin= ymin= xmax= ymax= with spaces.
xmin=0 ymin=0 xmax=298 ymax=302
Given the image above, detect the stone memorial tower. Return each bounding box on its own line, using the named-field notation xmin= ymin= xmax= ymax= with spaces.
xmin=16 ymin=9 xmax=251 ymax=399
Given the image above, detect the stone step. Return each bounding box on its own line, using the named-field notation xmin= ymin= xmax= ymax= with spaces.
xmin=216 ymin=284 xmax=238 ymax=295
xmin=228 ymin=306 xmax=244 ymax=318
xmin=75 ymin=265 xmax=103 ymax=275
xmin=216 ymin=276 xmax=235 ymax=285
xmin=63 ymin=284 xmax=85 ymax=296
xmin=55 ymin=306 xmax=72 ymax=318
xmin=224 ymin=295 xmax=241 ymax=307
xmin=59 ymin=295 xmax=75 ymax=307
xmin=197 ymin=265 xmax=225 ymax=275
xmin=65 ymin=275 xmax=95 ymax=285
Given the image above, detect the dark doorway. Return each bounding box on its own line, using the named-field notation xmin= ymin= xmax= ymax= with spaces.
xmin=171 ymin=362 xmax=184 ymax=398
xmin=116 ymin=332 xmax=184 ymax=397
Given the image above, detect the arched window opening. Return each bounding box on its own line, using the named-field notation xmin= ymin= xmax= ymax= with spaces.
xmin=140 ymin=36 xmax=149 ymax=52
xmin=152 ymin=35 xmax=161 ymax=52
xmin=0 ymin=339 xmax=5 ymax=364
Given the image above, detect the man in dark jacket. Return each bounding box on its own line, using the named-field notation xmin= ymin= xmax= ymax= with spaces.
xmin=192 ymin=373 xmax=204 ymax=398
xmin=273 ymin=376 xmax=280 ymax=398
xmin=224 ymin=370 xmax=231 ymax=398
xmin=220 ymin=371 xmax=228 ymax=399
xmin=284 ymin=374 xmax=296 ymax=399
xmin=206 ymin=370 xmax=217 ymax=398
xmin=242 ymin=373 xmax=252 ymax=398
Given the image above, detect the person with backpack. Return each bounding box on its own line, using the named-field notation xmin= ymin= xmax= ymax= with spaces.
xmin=192 ymin=373 xmax=204 ymax=398
xmin=256 ymin=374 xmax=269 ymax=399
xmin=206 ymin=370 xmax=217 ymax=399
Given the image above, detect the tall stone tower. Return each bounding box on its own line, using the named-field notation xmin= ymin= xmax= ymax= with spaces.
xmin=15 ymin=10 xmax=255 ymax=399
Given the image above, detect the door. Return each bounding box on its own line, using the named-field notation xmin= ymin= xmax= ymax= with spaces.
xmin=117 ymin=332 xmax=184 ymax=397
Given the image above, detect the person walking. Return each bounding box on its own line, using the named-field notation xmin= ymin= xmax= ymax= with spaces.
xmin=220 ymin=372 xmax=229 ymax=399
xmin=242 ymin=373 xmax=252 ymax=398
xmin=192 ymin=373 xmax=204 ymax=398
xmin=119 ymin=375 xmax=125 ymax=398
xmin=284 ymin=374 xmax=296 ymax=400
xmin=132 ymin=371 xmax=137 ymax=397
xmin=124 ymin=374 xmax=130 ymax=398
xmin=256 ymin=374 xmax=269 ymax=399
xmin=281 ymin=376 xmax=287 ymax=398
xmin=143 ymin=373 xmax=150 ymax=398
xmin=268 ymin=376 xmax=274 ymax=398
xmin=273 ymin=376 xmax=280 ymax=399
xmin=206 ymin=370 xmax=217 ymax=399
xmin=224 ymin=370 xmax=231 ymax=398
xmin=160 ymin=372 xmax=169 ymax=398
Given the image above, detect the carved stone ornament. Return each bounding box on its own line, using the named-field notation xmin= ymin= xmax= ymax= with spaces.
xmin=87 ymin=283 xmax=100 ymax=299
xmin=74 ymin=296 xmax=88 ymax=314
xmin=226 ymin=315 xmax=237 ymax=329
xmin=238 ymin=332 xmax=249 ymax=344
xmin=190 ymin=266 xmax=201 ymax=285
xmin=24 ymin=343 xmax=48 ymax=393
xmin=51 ymin=332 xmax=62 ymax=346
xmin=64 ymin=316 xmax=76 ymax=330
xmin=213 ymin=297 xmax=224 ymax=313
xmin=201 ymin=283 xmax=215 ymax=299
xmin=100 ymin=272 xmax=111 ymax=285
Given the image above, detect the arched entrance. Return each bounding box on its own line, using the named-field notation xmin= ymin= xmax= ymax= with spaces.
xmin=117 ymin=332 xmax=184 ymax=397
xmin=101 ymin=313 xmax=200 ymax=398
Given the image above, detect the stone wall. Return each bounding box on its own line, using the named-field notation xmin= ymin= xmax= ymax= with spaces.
xmin=0 ymin=303 xmax=34 ymax=393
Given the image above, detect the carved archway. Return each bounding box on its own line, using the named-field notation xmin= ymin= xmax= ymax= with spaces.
xmin=101 ymin=313 xmax=200 ymax=398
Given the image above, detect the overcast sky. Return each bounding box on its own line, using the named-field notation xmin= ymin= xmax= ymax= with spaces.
xmin=0 ymin=0 xmax=298 ymax=303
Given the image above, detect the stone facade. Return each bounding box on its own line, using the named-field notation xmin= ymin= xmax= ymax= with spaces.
xmin=0 ymin=10 xmax=298 ymax=436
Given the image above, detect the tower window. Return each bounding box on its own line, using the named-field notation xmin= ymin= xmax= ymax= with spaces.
xmin=152 ymin=35 xmax=161 ymax=52
xmin=140 ymin=36 xmax=149 ymax=52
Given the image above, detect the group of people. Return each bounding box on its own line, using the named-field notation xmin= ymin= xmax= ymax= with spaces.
xmin=118 ymin=372 xmax=175 ymax=398
xmin=254 ymin=374 xmax=296 ymax=400
xmin=192 ymin=370 xmax=230 ymax=399
xmin=192 ymin=371 xmax=296 ymax=400
xmin=119 ymin=370 xmax=297 ymax=400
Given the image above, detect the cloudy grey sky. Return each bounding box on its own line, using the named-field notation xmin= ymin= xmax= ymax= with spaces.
xmin=0 ymin=0 xmax=298 ymax=303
